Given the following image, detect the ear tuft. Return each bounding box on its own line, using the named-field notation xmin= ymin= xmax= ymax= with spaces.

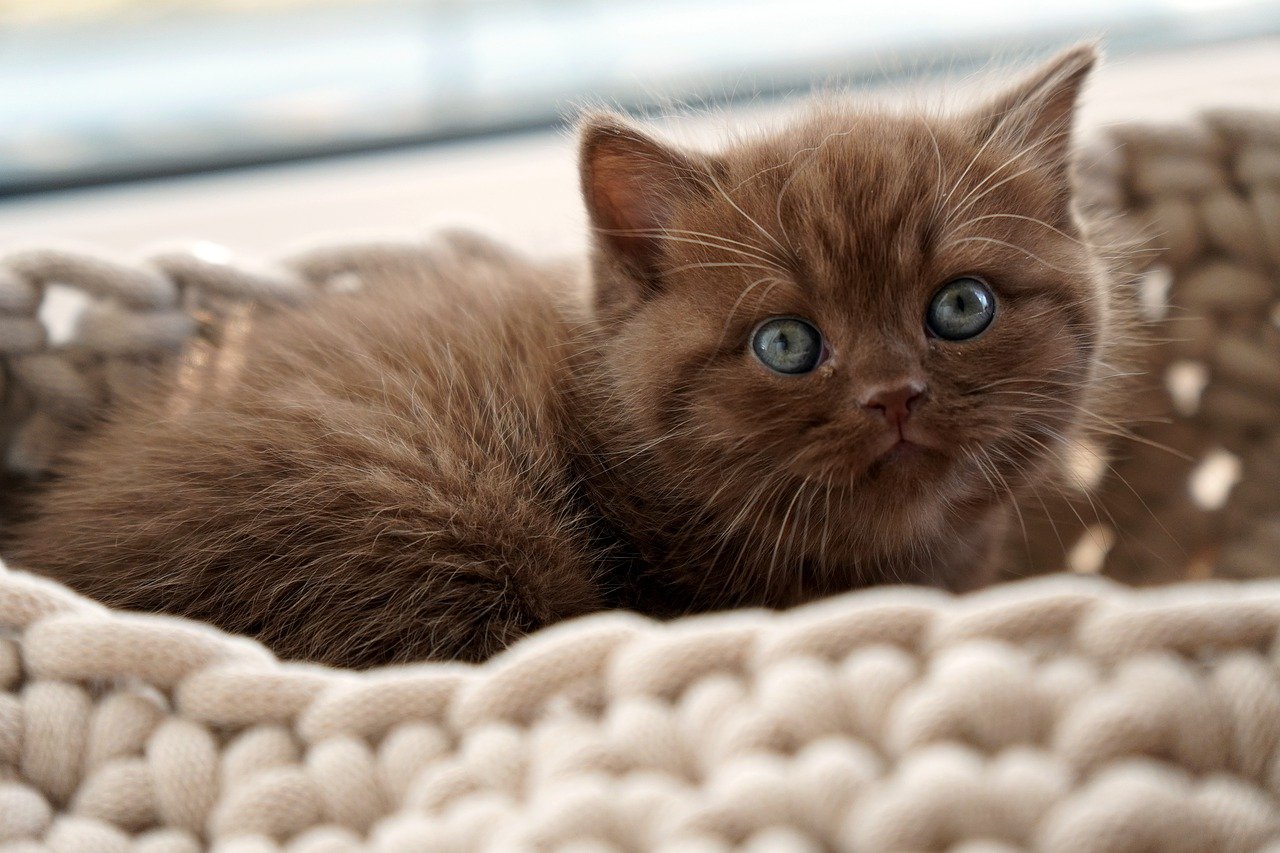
xmin=973 ymin=43 xmax=1099 ymax=184
xmin=579 ymin=112 xmax=710 ymax=284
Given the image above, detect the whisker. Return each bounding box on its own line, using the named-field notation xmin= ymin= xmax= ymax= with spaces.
xmin=944 ymin=129 xmax=1063 ymax=224
xmin=606 ymin=226 xmax=789 ymax=267
xmin=1014 ymin=428 xmax=1187 ymax=574
xmin=945 ymin=212 xmax=1097 ymax=249
xmin=659 ymin=260 xmax=784 ymax=277
xmin=769 ymin=126 xmax=861 ymax=245
xmin=938 ymin=235 xmax=1081 ymax=275
xmin=963 ymin=373 xmax=1145 ymax=395
xmin=982 ymin=389 xmax=1193 ymax=461
xmin=937 ymin=116 xmax=1006 ymax=215
xmin=705 ymin=170 xmax=792 ymax=259
xmin=712 ymin=276 xmax=786 ymax=355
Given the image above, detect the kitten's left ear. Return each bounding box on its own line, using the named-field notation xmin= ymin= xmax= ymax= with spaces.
xmin=971 ymin=44 xmax=1098 ymax=186
xmin=579 ymin=112 xmax=716 ymax=287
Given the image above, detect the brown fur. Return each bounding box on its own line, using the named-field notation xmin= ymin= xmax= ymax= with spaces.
xmin=8 ymin=47 xmax=1126 ymax=667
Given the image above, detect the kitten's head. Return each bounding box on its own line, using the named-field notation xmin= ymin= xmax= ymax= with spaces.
xmin=579 ymin=46 xmax=1116 ymax=564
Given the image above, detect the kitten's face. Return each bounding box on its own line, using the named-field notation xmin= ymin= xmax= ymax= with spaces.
xmin=582 ymin=47 xmax=1109 ymax=556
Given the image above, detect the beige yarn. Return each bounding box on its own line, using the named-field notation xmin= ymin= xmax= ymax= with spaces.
xmin=0 ymin=236 xmax=455 ymax=479
xmin=1 ymin=109 xmax=1280 ymax=849
xmin=2 ymin=562 xmax=1280 ymax=851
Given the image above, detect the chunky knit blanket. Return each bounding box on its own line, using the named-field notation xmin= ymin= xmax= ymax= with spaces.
xmin=2 ymin=563 xmax=1280 ymax=851
xmin=1 ymin=108 xmax=1279 ymax=849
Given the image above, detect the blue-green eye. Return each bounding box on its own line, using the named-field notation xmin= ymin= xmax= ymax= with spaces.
xmin=751 ymin=317 xmax=824 ymax=375
xmin=927 ymin=277 xmax=996 ymax=340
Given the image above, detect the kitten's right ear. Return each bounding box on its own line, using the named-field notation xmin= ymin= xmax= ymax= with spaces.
xmin=579 ymin=113 xmax=712 ymax=286
xmin=969 ymin=44 xmax=1098 ymax=187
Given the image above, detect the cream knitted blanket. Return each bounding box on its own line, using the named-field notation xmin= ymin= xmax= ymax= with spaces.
xmin=2 ymin=562 xmax=1279 ymax=851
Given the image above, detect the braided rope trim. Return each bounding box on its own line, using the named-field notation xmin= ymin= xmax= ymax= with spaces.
xmin=0 ymin=232 xmax=487 ymax=477
xmin=3 ymin=561 xmax=1280 ymax=851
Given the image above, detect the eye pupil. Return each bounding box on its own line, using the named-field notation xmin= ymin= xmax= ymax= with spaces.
xmin=927 ymin=277 xmax=996 ymax=340
xmin=752 ymin=317 xmax=823 ymax=375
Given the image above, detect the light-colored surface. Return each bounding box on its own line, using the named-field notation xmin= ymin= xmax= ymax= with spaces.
xmin=3 ymin=561 xmax=1280 ymax=850
xmin=1 ymin=38 xmax=1278 ymax=259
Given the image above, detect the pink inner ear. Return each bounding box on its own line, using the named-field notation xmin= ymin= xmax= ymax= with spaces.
xmin=588 ymin=147 xmax=675 ymax=270
xmin=588 ymin=149 xmax=675 ymax=276
xmin=581 ymin=118 xmax=709 ymax=281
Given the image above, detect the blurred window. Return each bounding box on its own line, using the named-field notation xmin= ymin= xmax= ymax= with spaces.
xmin=1 ymin=0 xmax=1277 ymax=194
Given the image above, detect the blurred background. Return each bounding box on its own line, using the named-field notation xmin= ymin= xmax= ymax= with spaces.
xmin=1 ymin=0 xmax=1279 ymax=255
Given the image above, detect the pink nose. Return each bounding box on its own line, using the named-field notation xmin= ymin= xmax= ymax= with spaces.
xmin=862 ymin=381 xmax=926 ymax=430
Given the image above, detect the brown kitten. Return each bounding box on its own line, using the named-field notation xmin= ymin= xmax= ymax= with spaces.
xmin=9 ymin=46 xmax=1123 ymax=667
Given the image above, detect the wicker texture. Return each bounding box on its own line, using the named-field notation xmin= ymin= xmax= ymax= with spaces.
xmin=0 ymin=236 xmax=484 ymax=479
xmin=1009 ymin=109 xmax=1280 ymax=584
xmin=2 ymin=564 xmax=1280 ymax=851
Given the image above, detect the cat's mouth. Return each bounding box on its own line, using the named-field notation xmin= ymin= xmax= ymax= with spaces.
xmin=787 ymin=423 xmax=950 ymax=484
xmin=881 ymin=438 xmax=923 ymax=461
xmin=868 ymin=438 xmax=928 ymax=473
xmin=875 ymin=424 xmax=937 ymax=460
xmin=862 ymin=428 xmax=947 ymax=480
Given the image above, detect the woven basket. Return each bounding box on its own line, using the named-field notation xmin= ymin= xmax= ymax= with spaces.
xmin=1001 ymin=109 xmax=1280 ymax=586
xmin=0 ymin=111 xmax=1276 ymax=850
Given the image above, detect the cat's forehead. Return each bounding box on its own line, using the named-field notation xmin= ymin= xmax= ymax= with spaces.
xmin=709 ymin=113 xmax=957 ymax=282
xmin=731 ymin=112 xmax=962 ymax=217
xmin=705 ymin=110 xmax=1057 ymax=294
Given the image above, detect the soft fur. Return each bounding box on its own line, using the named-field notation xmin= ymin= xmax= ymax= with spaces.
xmin=9 ymin=47 xmax=1127 ymax=667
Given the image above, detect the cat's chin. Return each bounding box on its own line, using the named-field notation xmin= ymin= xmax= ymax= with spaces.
xmin=789 ymin=436 xmax=951 ymax=488
xmin=790 ymin=439 xmax=960 ymax=529
xmin=863 ymin=441 xmax=951 ymax=489
xmin=877 ymin=438 xmax=926 ymax=464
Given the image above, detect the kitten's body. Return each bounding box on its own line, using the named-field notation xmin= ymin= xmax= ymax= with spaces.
xmin=15 ymin=249 xmax=608 ymax=665
xmin=11 ymin=48 xmax=1123 ymax=667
